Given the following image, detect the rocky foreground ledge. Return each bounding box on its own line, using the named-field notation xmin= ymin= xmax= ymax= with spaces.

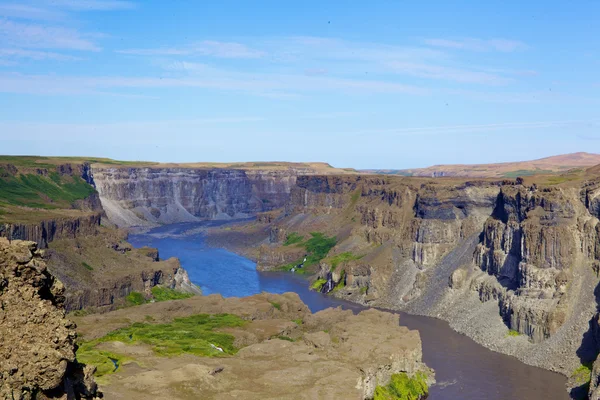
xmin=74 ymin=292 xmax=434 ymax=400
xmin=0 ymin=238 xmax=99 ymax=400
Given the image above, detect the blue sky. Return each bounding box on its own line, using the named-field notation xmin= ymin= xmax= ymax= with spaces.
xmin=0 ymin=0 xmax=598 ymax=169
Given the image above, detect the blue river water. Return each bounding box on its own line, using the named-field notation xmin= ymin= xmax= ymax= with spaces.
xmin=129 ymin=221 xmax=570 ymax=400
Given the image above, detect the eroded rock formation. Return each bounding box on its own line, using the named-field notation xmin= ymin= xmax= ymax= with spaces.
xmin=0 ymin=238 xmax=98 ymax=399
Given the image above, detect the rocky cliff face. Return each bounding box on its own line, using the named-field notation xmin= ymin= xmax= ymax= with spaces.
xmin=0 ymin=238 xmax=98 ymax=399
xmin=46 ymin=229 xmax=201 ymax=312
xmin=92 ymin=166 xmax=321 ymax=227
xmin=252 ymin=172 xmax=600 ymax=379
xmin=0 ymin=213 xmax=101 ymax=249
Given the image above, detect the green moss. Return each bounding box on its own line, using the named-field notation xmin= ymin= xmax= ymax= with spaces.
xmin=102 ymin=314 xmax=245 ymax=357
xmin=81 ymin=262 xmax=93 ymax=271
xmin=506 ymin=329 xmax=521 ymax=337
xmin=150 ymin=286 xmax=194 ymax=302
xmin=329 ymin=252 xmax=363 ymax=271
xmin=304 ymin=232 xmax=337 ymax=264
xmin=269 ymin=301 xmax=282 ymax=311
xmin=77 ymin=313 xmax=246 ymax=382
xmin=125 ymin=291 xmax=146 ymax=306
xmin=311 ymin=278 xmax=327 ymax=291
xmin=283 ymin=232 xmax=304 ymax=246
xmin=572 ymin=363 xmax=593 ymax=385
xmin=76 ymin=342 xmax=129 ymax=381
xmin=293 ymin=318 xmax=303 ymax=326
xmin=360 ymin=286 xmax=368 ymax=294
xmin=374 ymin=372 xmax=429 ymax=400
xmin=331 ymin=270 xmax=346 ymax=292
xmin=278 ymin=232 xmax=337 ymax=272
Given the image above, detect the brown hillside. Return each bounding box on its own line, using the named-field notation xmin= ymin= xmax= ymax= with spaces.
xmin=364 ymin=152 xmax=600 ymax=178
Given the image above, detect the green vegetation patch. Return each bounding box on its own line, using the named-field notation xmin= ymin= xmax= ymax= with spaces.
xmin=283 ymin=232 xmax=304 ymax=246
xmin=125 ymin=291 xmax=146 ymax=306
xmin=304 ymin=232 xmax=337 ymax=265
xmin=506 ymin=329 xmax=521 ymax=337
xmin=76 ymin=342 xmax=130 ymax=380
xmin=269 ymin=301 xmax=282 ymax=311
xmin=102 ymin=314 xmax=245 ymax=357
xmin=311 ymin=278 xmax=327 ymax=291
xmin=150 ymin=286 xmax=194 ymax=301
xmin=572 ymin=363 xmax=593 ymax=385
xmin=329 ymin=252 xmax=363 ymax=271
xmin=77 ymin=313 xmax=246 ymax=380
xmin=0 ymin=173 xmax=95 ymax=208
xmin=279 ymin=232 xmax=337 ymax=273
xmin=546 ymin=175 xmax=578 ymax=185
xmin=331 ymin=270 xmax=346 ymax=292
xmin=502 ymin=169 xmax=553 ymax=178
xmin=81 ymin=262 xmax=94 ymax=271
xmin=374 ymin=372 xmax=429 ymax=400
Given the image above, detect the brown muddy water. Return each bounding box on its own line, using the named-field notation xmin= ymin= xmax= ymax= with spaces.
xmin=129 ymin=222 xmax=570 ymax=400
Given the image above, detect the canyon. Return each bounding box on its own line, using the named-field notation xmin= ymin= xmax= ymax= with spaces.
xmin=2 ymin=155 xmax=600 ymax=398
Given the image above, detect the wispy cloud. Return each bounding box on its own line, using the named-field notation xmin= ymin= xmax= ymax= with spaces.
xmin=387 ymin=61 xmax=511 ymax=85
xmin=423 ymin=38 xmax=527 ymax=52
xmin=0 ymin=3 xmax=65 ymax=20
xmin=356 ymin=120 xmax=598 ymax=137
xmin=118 ymin=40 xmax=266 ymax=58
xmin=0 ymin=71 xmax=427 ymax=96
xmin=0 ymin=48 xmax=81 ymax=60
xmin=41 ymin=0 xmax=136 ymax=11
xmin=0 ymin=19 xmax=101 ymax=51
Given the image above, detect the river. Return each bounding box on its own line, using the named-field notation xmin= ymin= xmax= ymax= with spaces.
xmin=129 ymin=222 xmax=570 ymax=400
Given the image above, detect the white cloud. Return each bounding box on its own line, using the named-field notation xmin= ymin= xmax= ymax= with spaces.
xmin=0 ymin=3 xmax=65 ymax=20
xmin=387 ymin=61 xmax=512 ymax=85
xmin=423 ymin=38 xmax=527 ymax=52
xmin=0 ymin=19 xmax=101 ymax=51
xmin=0 ymin=71 xmax=427 ymax=96
xmin=42 ymin=0 xmax=136 ymax=11
xmin=355 ymin=120 xmax=598 ymax=137
xmin=0 ymin=48 xmax=81 ymax=60
xmin=118 ymin=40 xmax=265 ymax=59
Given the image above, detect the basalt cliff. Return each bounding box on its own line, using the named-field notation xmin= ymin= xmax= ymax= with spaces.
xmin=203 ymin=170 xmax=600 ymax=391
xmin=91 ymin=162 xmax=351 ymax=227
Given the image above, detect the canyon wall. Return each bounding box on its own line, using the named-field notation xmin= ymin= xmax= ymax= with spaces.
xmin=0 ymin=212 xmax=102 ymax=248
xmin=258 ymin=173 xmax=600 ymax=377
xmin=92 ymin=166 xmax=327 ymax=227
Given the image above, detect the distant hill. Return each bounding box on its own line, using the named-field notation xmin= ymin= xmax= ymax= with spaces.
xmin=362 ymin=152 xmax=600 ymax=178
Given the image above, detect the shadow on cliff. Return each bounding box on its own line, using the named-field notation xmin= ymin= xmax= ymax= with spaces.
xmin=570 ymin=280 xmax=600 ymax=399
